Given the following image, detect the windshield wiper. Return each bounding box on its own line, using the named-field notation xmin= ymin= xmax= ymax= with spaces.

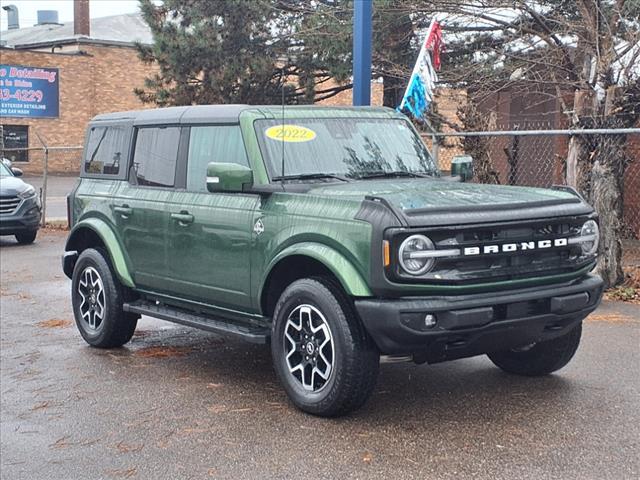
xmin=357 ymin=170 xmax=433 ymax=180
xmin=272 ymin=173 xmax=349 ymax=182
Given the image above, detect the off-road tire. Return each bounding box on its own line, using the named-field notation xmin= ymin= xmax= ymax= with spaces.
xmin=71 ymin=248 xmax=138 ymax=348
xmin=271 ymin=277 xmax=379 ymax=417
xmin=15 ymin=230 xmax=37 ymax=244
xmin=488 ymin=323 xmax=582 ymax=376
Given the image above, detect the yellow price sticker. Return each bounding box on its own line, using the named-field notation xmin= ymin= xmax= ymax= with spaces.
xmin=265 ymin=125 xmax=317 ymax=143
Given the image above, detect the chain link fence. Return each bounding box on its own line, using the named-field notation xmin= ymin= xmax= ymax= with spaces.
xmin=1 ymin=146 xmax=83 ymax=225
xmin=424 ymin=128 xmax=640 ymax=239
xmin=2 ymin=146 xmax=83 ymax=174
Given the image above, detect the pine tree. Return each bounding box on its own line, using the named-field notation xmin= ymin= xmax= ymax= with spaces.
xmin=135 ymin=0 xmax=428 ymax=107
xmin=135 ymin=0 xmax=288 ymax=105
xmin=291 ymin=0 xmax=421 ymax=107
xmin=135 ymin=0 xmax=361 ymax=105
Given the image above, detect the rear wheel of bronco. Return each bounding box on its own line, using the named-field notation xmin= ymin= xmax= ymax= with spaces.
xmin=271 ymin=278 xmax=379 ymax=417
xmin=71 ymin=248 xmax=138 ymax=348
xmin=488 ymin=323 xmax=582 ymax=376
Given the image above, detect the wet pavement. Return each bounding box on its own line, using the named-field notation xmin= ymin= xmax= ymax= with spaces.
xmin=1 ymin=231 xmax=639 ymax=480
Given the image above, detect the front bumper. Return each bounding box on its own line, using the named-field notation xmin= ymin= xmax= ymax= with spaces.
xmin=0 ymin=198 xmax=41 ymax=235
xmin=355 ymin=274 xmax=604 ymax=363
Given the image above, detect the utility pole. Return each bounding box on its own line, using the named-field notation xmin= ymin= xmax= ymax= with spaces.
xmin=352 ymin=1 xmax=372 ymax=106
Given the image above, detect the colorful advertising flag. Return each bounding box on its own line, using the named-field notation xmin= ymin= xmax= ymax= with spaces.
xmin=0 ymin=65 xmax=60 ymax=118
xmin=398 ymin=20 xmax=443 ymax=121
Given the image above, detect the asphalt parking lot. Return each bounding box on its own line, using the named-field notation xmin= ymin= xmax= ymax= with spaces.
xmin=1 ymin=231 xmax=639 ymax=480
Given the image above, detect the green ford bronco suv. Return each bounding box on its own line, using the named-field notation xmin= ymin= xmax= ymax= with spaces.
xmin=63 ymin=105 xmax=603 ymax=416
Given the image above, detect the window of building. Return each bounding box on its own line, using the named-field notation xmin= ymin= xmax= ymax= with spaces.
xmin=1 ymin=125 xmax=29 ymax=162
xmin=84 ymin=126 xmax=127 ymax=175
xmin=186 ymin=125 xmax=249 ymax=192
xmin=132 ymin=126 xmax=180 ymax=188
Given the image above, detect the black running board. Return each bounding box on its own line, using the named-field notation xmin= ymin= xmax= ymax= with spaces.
xmin=123 ymin=300 xmax=269 ymax=344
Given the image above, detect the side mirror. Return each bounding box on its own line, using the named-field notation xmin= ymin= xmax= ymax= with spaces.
xmin=206 ymin=162 xmax=253 ymax=193
xmin=451 ymin=155 xmax=474 ymax=182
xmin=11 ymin=167 xmax=23 ymax=177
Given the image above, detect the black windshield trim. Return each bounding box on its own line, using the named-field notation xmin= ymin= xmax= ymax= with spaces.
xmin=271 ymin=173 xmax=349 ymax=183
xmin=355 ymin=170 xmax=435 ymax=180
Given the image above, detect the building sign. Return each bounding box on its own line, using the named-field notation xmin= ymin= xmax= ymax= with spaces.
xmin=0 ymin=64 xmax=59 ymax=118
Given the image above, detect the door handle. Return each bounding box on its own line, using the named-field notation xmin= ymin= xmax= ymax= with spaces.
xmin=171 ymin=211 xmax=194 ymax=225
xmin=114 ymin=205 xmax=133 ymax=218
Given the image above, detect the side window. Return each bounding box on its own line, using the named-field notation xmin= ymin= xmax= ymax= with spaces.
xmin=187 ymin=125 xmax=249 ymax=192
xmin=132 ymin=126 xmax=180 ymax=187
xmin=84 ymin=126 xmax=127 ymax=175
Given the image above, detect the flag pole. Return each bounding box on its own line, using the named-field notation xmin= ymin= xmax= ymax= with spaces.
xmin=353 ymin=0 xmax=373 ymax=106
xmin=399 ymin=18 xmax=436 ymax=111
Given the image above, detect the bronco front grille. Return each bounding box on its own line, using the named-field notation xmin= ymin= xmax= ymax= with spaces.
xmin=389 ymin=217 xmax=595 ymax=285
xmin=0 ymin=196 xmax=21 ymax=215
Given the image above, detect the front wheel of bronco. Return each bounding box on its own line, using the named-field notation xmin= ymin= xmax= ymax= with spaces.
xmin=271 ymin=278 xmax=379 ymax=417
xmin=71 ymin=248 xmax=138 ymax=348
xmin=488 ymin=323 xmax=582 ymax=376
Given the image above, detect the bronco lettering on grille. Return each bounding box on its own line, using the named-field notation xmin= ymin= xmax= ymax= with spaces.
xmin=463 ymin=238 xmax=568 ymax=256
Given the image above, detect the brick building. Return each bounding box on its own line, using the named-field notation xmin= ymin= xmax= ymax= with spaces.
xmin=1 ymin=2 xmax=156 ymax=173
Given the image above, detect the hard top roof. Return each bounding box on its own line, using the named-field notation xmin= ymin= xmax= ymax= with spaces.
xmin=90 ymin=105 xmax=400 ymax=126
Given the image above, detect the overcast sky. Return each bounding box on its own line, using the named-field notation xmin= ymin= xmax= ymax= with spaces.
xmin=0 ymin=0 xmax=142 ymax=30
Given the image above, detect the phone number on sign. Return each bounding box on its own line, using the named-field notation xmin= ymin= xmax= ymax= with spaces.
xmin=1 ymin=89 xmax=44 ymax=102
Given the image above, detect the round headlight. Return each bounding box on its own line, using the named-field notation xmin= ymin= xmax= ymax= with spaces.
xmin=580 ymin=220 xmax=599 ymax=256
xmin=399 ymin=234 xmax=436 ymax=275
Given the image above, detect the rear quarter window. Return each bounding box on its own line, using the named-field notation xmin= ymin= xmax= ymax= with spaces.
xmin=84 ymin=126 xmax=128 ymax=176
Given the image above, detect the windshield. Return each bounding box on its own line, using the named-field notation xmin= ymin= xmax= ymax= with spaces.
xmin=0 ymin=162 xmax=12 ymax=177
xmin=255 ymin=118 xmax=438 ymax=180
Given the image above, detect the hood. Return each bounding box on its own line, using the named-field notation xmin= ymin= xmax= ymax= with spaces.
xmin=307 ymin=178 xmax=593 ymax=227
xmin=0 ymin=176 xmax=30 ymax=196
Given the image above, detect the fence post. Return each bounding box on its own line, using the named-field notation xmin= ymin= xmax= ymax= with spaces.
xmin=41 ymin=146 xmax=48 ymax=227
xmin=431 ymin=133 xmax=440 ymax=170
xmin=33 ymin=130 xmax=49 ymax=227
